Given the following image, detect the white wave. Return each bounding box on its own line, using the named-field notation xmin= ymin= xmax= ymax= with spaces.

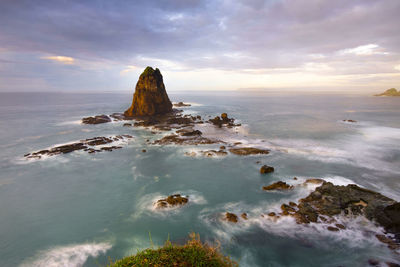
xmin=55 ymin=120 xmax=82 ymax=126
xmin=20 ymin=242 xmax=112 ymax=267
xmin=360 ymin=126 xmax=400 ymax=141
xmin=131 ymin=190 xmax=207 ymax=220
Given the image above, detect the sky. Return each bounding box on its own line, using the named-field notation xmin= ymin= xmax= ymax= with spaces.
xmin=0 ymin=0 xmax=399 ymax=93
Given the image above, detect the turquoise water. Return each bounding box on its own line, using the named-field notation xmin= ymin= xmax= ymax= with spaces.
xmin=0 ymin=92 xmax=399 ymax=266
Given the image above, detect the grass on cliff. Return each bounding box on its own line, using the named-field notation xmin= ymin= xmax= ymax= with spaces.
xmin=109 ymin=233 xmax=238 ymax=267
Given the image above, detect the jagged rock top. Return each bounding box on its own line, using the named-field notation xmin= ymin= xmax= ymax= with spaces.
xmin=124 ymin=67 xmax=173 ymax=117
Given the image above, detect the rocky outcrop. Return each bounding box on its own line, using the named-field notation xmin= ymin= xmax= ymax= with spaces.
xmin=124 ymin=67 xmax=173 ymax=117
xmin=262 ymin=181 xmax=293 ymax=191
xmin=82 ymin=115 xmax=111 ymax=124
xmin=209 ymin=113 xmax=241 ymax=128
xmin=229 ymin=147 xmax=270 ymax=156
xmin=374 ymin=88 xmax=400 ymax=96
xmin=24 ymin=135 xmax=133 ymax=159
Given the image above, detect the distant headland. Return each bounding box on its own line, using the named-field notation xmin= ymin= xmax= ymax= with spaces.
xmin=374 ymin=88 xmax=400 ymax=96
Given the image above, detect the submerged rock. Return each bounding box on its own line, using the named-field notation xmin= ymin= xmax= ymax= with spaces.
xmin=82 ymin=115 xmax=111 ymax=124
xmin=124 ymin=67 xmax=173 ymax=117
xmin=173 ymin=102 xmax=191 ymax=107
xmin=156 ymin=194 xmax=189 ymax=208
xmin=260 ymin=165 xmax=274 ymax=174
xmin=229 ymin=147 xmax=270 ymax=156
xmin=342 ymin=119 xmax=357 ymax=123
xmin=263 ymin=181 xmax=293 ymax=191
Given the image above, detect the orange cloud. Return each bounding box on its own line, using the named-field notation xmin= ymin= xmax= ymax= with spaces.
xmin=42 ymin=55 xmax=75 ymax=64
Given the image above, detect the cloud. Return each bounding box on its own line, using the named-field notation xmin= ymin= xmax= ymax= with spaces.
xmin=120 ymin=65 xmax=138 ymax=75
xmin=339 ymin=44 xmax=389 ymax=56
xmin=0 ymin=0 xmax=399 ymax=91
xmin=41 ymin=55 xmax=75 ymax=64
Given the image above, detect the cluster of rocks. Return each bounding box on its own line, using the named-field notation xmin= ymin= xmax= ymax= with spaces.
xmin=261 ymin=180 xmax=400 ymax=251
xmin=209 ymin=113 xmax=241 ymax=128
xmin=224 ymin=212 xmax=248 ymax=223
xmin=24 ymin=135 xmax=133 ymax=159
xmin=155 ymin=194 xmax=189 ymax=209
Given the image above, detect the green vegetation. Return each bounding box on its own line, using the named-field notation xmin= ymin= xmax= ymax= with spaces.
xmin=374 ymin=88 xmax=400 ymax=96
xmin=141 ymin=66 xmax=161 ymax=77
xmin=109 ymin=233 xmax=238 ymax=267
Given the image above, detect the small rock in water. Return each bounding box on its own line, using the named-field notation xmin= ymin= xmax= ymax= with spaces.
xmin=241 ymin=213 xmax=248 ymax=220
xmin=225 ymin=212 xmax=238 ymax=223
xmin=260 ymin=165 xmax=274 ymax=174
xmin=327 ymin=226 xmax=339 ymax=232
xmin=263 ymin=181 xmax=293 ymax=191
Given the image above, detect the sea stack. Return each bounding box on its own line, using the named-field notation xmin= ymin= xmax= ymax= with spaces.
xmin=124 ymin=67 xmax=173 ymax=117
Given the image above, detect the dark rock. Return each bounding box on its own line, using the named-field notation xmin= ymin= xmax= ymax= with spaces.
xmin=123 ymin=123 xmax=132 ymax=127
xmin=327 ymin=226 xmax=339 ymax=232
xmin=209 ymin=113 xmax=240 ymax=128
xmin=229 ymin=147 xmax=270 ymax=156
xmin=343 ymin=119 xmax=357 ymax=123
xmin=24 ymin=135 xmax=133 ymax=159
xmin=124 ymin=67 xmax=172 ymax=117
xmin=263 ymin=181 xmax=293 ymax=191
xmin=142 ymin=149 xmax=146 ymax=153
xmin=180 ymin=130 xmax=202 ymax=136
xmin=241 ymin=213 xmax=248 ymax=220
xmin=82 ymin=115 xmax=111 ymax=124
xmin=200 ymin=150 xmax=228 ymax=157
xmin=368 ymin=259 xmax=379 ymax=266
xmin=220 ymin=146 xmax=226 ymax=150
xmin=260 ymin=165 xmax=274 ymax=174
xmin=225 ymin=212 xmax=238 ymax=223
xmin=335 ymin=223 xmax=346 ymax=229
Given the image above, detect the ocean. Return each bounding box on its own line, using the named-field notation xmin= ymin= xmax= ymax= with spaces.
xmin=0 ymin=91 xmax=399 ymax=266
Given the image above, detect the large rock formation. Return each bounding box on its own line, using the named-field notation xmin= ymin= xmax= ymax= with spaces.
xmin=124 ymin=67 xmax=173 ymax=117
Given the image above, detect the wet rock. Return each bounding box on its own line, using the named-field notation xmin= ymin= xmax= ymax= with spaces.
xmin=225 ymin=212 xmax=238 ymax=223
xmin=335 ymin=223 xmax=346 ymax=229
xmin=289 ymin=202 xmax=297 ymax=207
xmin=241 ymin=213 xmax=248 ymax=220
xmin=260 ymin=165 xmax=274 ymax=174
xmin=375 ymin=234 xmax=400 ymax=250
xmin=123 ymin=123 xmax=132 ymax=127
xmin=124 ymin=67 xmax=172 ymax=117
xmin=142 ymin=149 xmax=146 ymax=153
xmin=220 ymin=146 xmax=226 ymax=150
xmin=24 ymin=135 xmax=133 ymax=159
xmin=82 ymin=115 xmax=111 ymax=124
xmin=268 ymin=212 xmax=276 ymax=217
xmin=173 ymin=102 xmax=191 ymax=107
xmin=343 ymin=119 xmax=357 ymax=123
xmin=156 ymin=194 xmax=188 ymax=208
xmin=229 ymin=147 xmax=270 ymax=156
xmin=263 ymin=181 xmax=293 ymax=191
xmin=327 ymin=226 xmax=339 ymax=232
xmin=281 ymin=204 xmax=296 ymax=215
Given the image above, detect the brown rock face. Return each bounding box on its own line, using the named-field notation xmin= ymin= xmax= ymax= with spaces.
xmin=124 ymin=67 xmax=172 ymax=117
